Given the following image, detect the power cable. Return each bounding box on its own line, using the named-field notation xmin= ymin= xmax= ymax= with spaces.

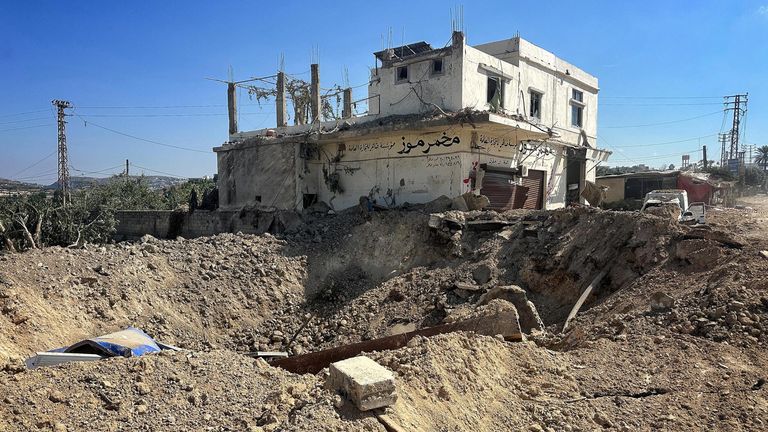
xmin=608 ymin=133 xmax=719 ymax=148
xmin=10 ymin=150 xmax=57 ymax=178
xmin=600 ymin=96 xmax=722 ymax=99
xmin=0 ymin=109 xmax=51 ymax=118
xmin=0 ymin=116 xmax=51 ymax=126
xmin=73 ymin=111 xmax=273 ymax=118
xmin=129 ymin=163 xmax=188 ymax=179
xmin=601 ymin=102 xmax=723 ymax=106
xmin=72 ymin=114 xmax=210 ymax=154
xmin=0 ymin=124 xmax=56 ymax=133
xmin=602 ymin=111 xmax=722 ymax=129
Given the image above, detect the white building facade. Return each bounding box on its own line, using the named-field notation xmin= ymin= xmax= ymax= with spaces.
xmin=214 ymin=31 xmax=610 ymax=211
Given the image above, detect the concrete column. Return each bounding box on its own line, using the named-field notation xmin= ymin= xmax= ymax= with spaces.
xmin=342 ymin=88 xmax=353 ymax=119
xmin=227 ymin=82 xmax=237 ymax=136
xmin=310 ymin=64 xmax=321 ymax=123
xmin=276 ymin=71 xmax=287 ymax=127
xmin=452 ymin=31 xmax=465 ymax=48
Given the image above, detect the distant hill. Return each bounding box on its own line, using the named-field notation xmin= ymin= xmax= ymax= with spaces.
xmin=47 ymin=175 xmax=188 ymax=190
xmin=0 ymin=178 xmax=44 ymax=194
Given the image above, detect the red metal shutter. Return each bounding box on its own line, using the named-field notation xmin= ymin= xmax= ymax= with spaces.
xmin=481 ymin=172 xmax=515 ymax=210
xmin=520 ymin=170 xmax=544 ymax=209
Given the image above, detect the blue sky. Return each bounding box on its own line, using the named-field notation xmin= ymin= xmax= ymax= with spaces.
xmin=1 ymin=1 xmax=767 ymax=183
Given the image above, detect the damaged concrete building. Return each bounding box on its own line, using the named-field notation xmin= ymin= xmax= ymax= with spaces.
xmin=215 ymin=31 xmax=611 ymax=211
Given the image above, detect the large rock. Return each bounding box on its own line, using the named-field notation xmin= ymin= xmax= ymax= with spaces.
xmin=675 ymin=239 xmax=721 ymax=270
xmin=444 ymin=299 xmax=524 ymax=341
xmin=478 ymin=285 xmax=545 ymax=332
xmin=472 ymin=264 xmax=493 ymax=285
xmin=461 ymin=193 xmax=491 ymax=211
xmin=327 ymin=356 xmax=397 ymax=411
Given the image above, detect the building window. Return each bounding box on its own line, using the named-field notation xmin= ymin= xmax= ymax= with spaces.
xmin=396 ymin=65 xmax=408 ymax=83
xmin=570 ymin=89 xmax=584 ymax=128
xmin=487 ymin=76 xmax=504 ymax=110
xmin=529 ymin=90 xmax=542 ymax=119
xmin=431 ymin=58 xmax=443 ymax=75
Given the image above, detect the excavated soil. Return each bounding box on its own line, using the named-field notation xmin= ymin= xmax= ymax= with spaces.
xmin=1 ymin=195 xmax=767 ymax=431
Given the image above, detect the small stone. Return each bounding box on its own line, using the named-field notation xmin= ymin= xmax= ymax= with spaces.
xmin=48 ymin=390 xmax=65 ymax=403
xmin=135 ymin=382 xmax=150 ymax=395
xmin=594 ymin=411 xmax=613 ymax=428
xmin=472 ymin=264 xmax=492 ymax=285
xmin=136 ymin=404 xmax=148 ymax=414
xmin=650 ymin=292 xmax=674 ymax=312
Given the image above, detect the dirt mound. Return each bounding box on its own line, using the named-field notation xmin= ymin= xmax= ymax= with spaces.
xmin=0 ymin=233 xmax=306 ymax=363
xmin=2 ymin=197 xmax=768 ymax=431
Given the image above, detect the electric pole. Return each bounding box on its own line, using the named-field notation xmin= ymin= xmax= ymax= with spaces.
xmin=719 ymin=133 xmax=730 ymax=167
xmin=702 ymin=145 xmax=707 ymax=169
xmin=52 ymin=99 xmax=72 ymax=206
xmin=723 ymin=94 xmax=748 ymax=161
xmin=125 ymin=159 xmax=130 ymax=177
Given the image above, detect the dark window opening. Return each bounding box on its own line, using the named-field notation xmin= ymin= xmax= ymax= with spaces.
xmin=396 ymin=66 xmax=408 ymax=82
xmin=432 ymin=58 xmax=443 ymax=74
xmin=303 ymin=194 xmax=317 ymax=208
xmin=572 ymin=89 xmax=583 ymax=102
xmin=571 ymin=104 xmax=583 ymax=127
xmin=487 ymin=76 xmax=504 ymax=109
xmin=254 ymin=195 xmax=262 ymax=203
xmin=529 ymin=91 xmax=542 ymax=119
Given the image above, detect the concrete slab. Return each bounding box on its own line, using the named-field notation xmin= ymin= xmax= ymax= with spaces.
xmin=327 ymin=356 xmax=397 ymax=411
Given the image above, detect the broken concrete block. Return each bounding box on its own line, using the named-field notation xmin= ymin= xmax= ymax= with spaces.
xmin=450 ymin=195 xmax=469 ymax=211
xmin=327 ymin=356 xmax=397 ymax=411
xmin=461 ymin=193 xmax=490 ymax=211
xmin=759 ymin=250 xmax=768 ymax=260
xmin=472 ymin=264 xmax=492 ymax=285
xmin=650 ymin=292 xmax=674 ymax=312
xmin=478 ymin=285 xmax=544 ymax=332
xmin=443 ymin=299 xmax=524 ymax=341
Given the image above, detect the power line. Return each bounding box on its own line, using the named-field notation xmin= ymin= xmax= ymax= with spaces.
xmin=602 ymin=110 xmax=722 ymax=129
xmin=0 ymin=124 xmax=56 ymax=133
xmin=600 ymin=96 xmax=722 ymax=99
xmin=10 ymin=150 xmax=57 ymax=178
xmin=73 ymin=114 xmax=210 ymax=154
xmin=0 ymin=109 xmax=51 ymax=118
xmin=609 ymin=133 xmax=719 ymax=148
xmin=73 ymin=111 xmax=273 ymax=118
xmin=601 ymin=102 xmax=723 ymax=106
xmin=70 ymin=164 xmax=125 ymax=176
xmin=129 ymin=163 xmax=188 ymax=178
xmin=0 ymin=116 xmax=51 ymax=126
xmin=609 ymin=148 xmax=702 ymax=162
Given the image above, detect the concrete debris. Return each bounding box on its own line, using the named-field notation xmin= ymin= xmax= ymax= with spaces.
xmin=327 ymin=356 xmax=397 ymax=411
xmin=478 ymin=285 xmax=545 ymax=332
xmin=471 ymin=264 xmax=493 ymax=285
xmin=760 ymin=250 xmax=768 ymax=259
xmin=650 ymin=292 xmax=675 ymax=312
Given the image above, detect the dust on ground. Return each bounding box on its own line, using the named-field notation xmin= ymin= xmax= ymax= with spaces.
xmin=1 ymin=195 xmax=767 ymax=431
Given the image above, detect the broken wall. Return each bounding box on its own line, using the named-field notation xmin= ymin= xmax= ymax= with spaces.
xmin=302 ymin=126 xmax=568 ymax=211
xmin=216 ymin=140 xmax=299 ymax=210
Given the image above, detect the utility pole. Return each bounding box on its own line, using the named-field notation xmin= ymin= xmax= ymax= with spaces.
xmin=702 ymin=145 xmax=708 ymax=169
xmin=52 ymin=99 xmax=72 ymax=206
xmin=719 ymin=133 xmax=730 ymax=167
xmin=724 ymin=94 xmax=748 ymax=161
xmin=125 ymin=159 xmax=130 ymax=177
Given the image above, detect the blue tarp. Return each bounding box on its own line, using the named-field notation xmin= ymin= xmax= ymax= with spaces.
xmin=61 ymin=327 xmax=161 ymax=357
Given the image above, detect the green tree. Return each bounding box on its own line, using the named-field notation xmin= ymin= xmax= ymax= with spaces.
xmin=755 ymin=145 xmax=768 ymax=171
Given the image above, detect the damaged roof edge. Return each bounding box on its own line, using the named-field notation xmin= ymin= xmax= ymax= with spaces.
xmin=214 ymin=110 xmax=553 ymax=153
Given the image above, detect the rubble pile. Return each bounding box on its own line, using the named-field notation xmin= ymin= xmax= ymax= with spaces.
xmin=1 ymin=195 xmax=767 ymax=430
